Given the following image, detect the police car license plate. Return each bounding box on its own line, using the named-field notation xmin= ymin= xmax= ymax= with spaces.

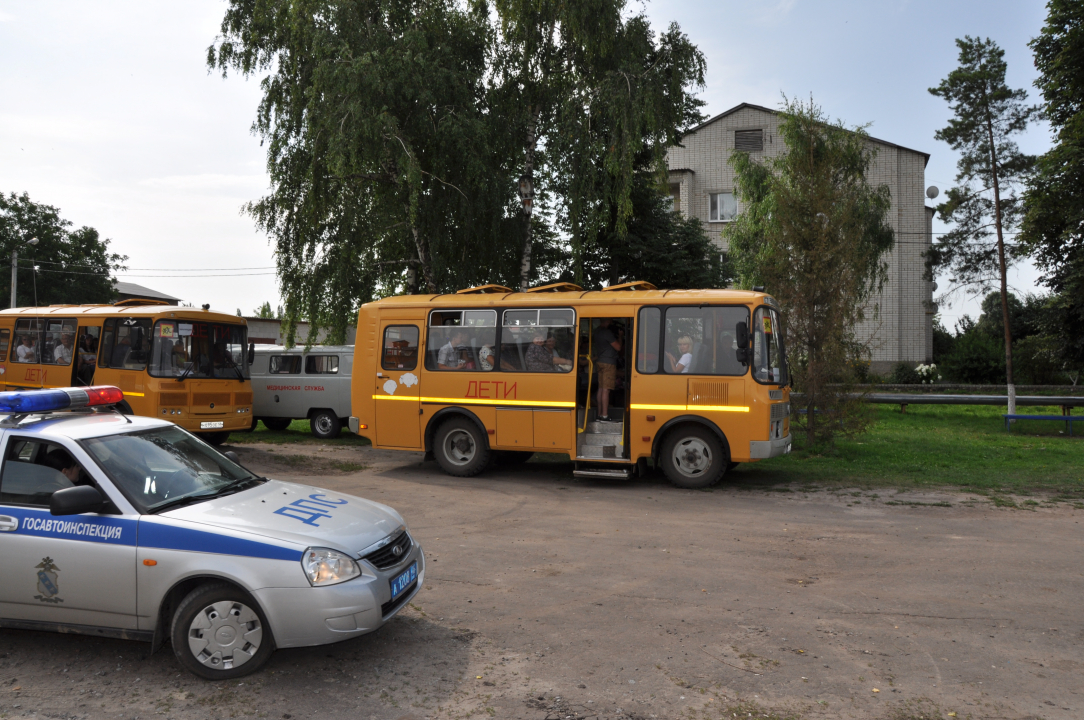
xmin=390 ymin=561 xmax=418 ymax=600
xmin=200 ymin=421 xmax=225 ymax=429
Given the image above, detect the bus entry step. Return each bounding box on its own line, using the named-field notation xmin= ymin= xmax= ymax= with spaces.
xmin=573 ymin=468 xmax=631 ymax=480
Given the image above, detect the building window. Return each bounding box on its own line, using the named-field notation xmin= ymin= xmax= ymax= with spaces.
xmin=668 ymin=183 xmax=681 ymax=211
xmin=734 ymin=129 xmax=764 ymax=152
xmin=709 ymin=192 xmax=737 ymax=222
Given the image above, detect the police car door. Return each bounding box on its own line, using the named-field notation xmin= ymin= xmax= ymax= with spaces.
xmin=0 ymin=434 xmax=138 ymax=629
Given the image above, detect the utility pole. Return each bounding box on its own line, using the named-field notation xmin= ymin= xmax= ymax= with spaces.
xmin=10 ymin=237 xmax=38 ymax=308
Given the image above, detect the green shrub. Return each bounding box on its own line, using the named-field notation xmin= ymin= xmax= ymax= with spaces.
xmin=891 ymin=362 xmax=920 ymax=384
xmin=943 ymin=330 xmax=1004 ymax=383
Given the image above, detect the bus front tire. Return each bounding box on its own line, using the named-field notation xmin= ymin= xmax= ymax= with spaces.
xmin=434 ymin=418 xmax=490 ymax=477
xmin=310 ymin=410 xmax=342 ymax=439
xmin=202 ymin=431 xmax=231 ymax=446
xmin=660 ymin=425 xmax=727 ymax=489
xmin=261 ymin=418 xmax=292 ymax=432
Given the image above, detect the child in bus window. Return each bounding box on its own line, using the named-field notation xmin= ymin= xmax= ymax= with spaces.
xmin=666 ymin=335 xmax=694 ymax=374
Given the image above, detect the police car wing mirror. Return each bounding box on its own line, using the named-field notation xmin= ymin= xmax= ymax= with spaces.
xmin=50 ymin=485 xmax=105 ymax=516
xmin=223 ymin=450 xmax=241 ymax=465
xmin=735 ymin=321 xmax=751 ymax=365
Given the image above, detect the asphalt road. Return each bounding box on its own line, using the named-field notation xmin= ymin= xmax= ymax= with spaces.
xmin=1 ymin=442 xmax=1081 ymax=720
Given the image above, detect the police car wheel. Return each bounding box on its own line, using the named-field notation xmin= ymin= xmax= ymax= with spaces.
xmin=310 ymin=410 xmax=342 ymax=439
xmin=660 ymin=425 xmax=727 ymax=489
xmin=171 ymin=583 xmax=275 ymax=680
xmin=434 ymin=417 xmax=490 ymax=477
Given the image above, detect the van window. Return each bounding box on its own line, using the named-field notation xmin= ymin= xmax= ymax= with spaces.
xmin=426 ymin=310 xmax=497 ymax=372
xmin=269 ymin=355 xmax=302 ymax=374
xmin=305 ymin=355 xmax=339 ymax=374
xmin=383 ymin=326 xmax=419 ymax=371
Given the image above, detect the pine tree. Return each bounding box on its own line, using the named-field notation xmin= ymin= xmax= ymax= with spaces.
xmin=928 ymin=36 xmax=1038 ymax=414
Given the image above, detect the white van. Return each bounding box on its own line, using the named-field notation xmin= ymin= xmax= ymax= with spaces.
xmin=250 ymin=345 xmax=353 ymax=438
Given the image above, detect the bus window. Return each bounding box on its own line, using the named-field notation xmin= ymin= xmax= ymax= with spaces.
xmin=501 ymin=308 xmax=574 ymax=373
xmin=269 ymin=355 xmax=301 ymax=374
xmin=382 ymin=326 xmax=418 ymax=370
xmin=636 ymin=307 xmax=661 ymax=373
xmin=99 ymin=318 xmax=152 ymax=370
xmin=0 ymin=328 xmax=10 ymax=358
xmin=662 ymin=307 xmax=749 ymax=376
xmin=40 ymin=318 xmax=77 ymax=366
xmin=12 ymin=318 xmax=42 ymax=363
xmin=75 ymin=326 xmax=100 ymax=386
xmin=306 ymin=355 xmax=339 ymax=374
xmin=752 ymin=307 xmax=787 ymax=384
xmin=149 ymin=321 xmax=248 ymax=379
xmin=426 ymin=310 xmax=497 ymax=372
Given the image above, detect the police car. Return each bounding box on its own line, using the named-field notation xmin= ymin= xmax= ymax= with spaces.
xmin=0 ymin=386 xmax=424 ymax=679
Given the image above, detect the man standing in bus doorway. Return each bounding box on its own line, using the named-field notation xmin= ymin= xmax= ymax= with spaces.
xmin=593 ymin=319 xmax=622 ymax=422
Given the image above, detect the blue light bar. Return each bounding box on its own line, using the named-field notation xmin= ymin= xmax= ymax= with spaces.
xmin=0 ymin=386 xmax=125 ymax=414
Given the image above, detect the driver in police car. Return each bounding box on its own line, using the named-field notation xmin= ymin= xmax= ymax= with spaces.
xmin=42 ymin=448 xmax=86 ymax=485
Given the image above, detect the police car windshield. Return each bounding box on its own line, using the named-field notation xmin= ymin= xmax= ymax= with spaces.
xmin=81 ymin=427 xmax=257 ymax=514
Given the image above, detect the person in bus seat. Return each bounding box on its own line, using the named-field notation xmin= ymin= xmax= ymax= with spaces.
xmin=16 ymin=335 xmax=36 ymax=362
xmin=545 ymin=335 xmax=572 ymax=370
xmin=525 ymin=332 xmax=555 ymax=372
xmin=666 ymin=335 xmax=694 ymax=373
xmin=437 ymin=330 xmax=468 ymax=370
xmin=53 ymin=332 xmax=75 ymax=365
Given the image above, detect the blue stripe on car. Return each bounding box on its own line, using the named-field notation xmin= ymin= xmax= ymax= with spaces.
xmin=2 ymin=506 xmax=136 ymax=545
xmin=138 ymin=522 xmax=303 ymax=561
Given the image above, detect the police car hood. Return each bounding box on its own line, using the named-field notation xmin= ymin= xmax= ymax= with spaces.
xmin=162 ymin=480 xmax=405 ymax=556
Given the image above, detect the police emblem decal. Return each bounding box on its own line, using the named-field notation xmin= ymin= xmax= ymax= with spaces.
xmin=34 ymin=557 xmax=64 ymax=604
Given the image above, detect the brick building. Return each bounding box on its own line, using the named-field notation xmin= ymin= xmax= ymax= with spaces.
xmin=667 ymin=103 xmax=934 ymax=372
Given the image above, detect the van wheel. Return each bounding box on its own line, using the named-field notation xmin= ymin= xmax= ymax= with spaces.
xmin=434 ymin=418 xmax=490 ymax=477
xmin=201 ymin=432 xmax=231 ymax=446
xmin=660 ymin=425 xmax=727 ymax=489
xmin=170 ymin=582 xmax=275 ymax=680
xmin=310 ymin=410 xmax=342 ymax=439
xmin=261 ymin=418 xmax=292 ymax=432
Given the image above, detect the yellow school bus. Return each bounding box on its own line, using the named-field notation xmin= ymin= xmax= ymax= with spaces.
xmin=0 ymin=302 xmax=253 ymax=443
xmin=350 ymin=281 xmax=791 ymax=487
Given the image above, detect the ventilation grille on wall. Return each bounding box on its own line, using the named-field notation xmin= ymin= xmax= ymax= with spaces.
xmin=734 ymin=129 xmax=764 ymax=152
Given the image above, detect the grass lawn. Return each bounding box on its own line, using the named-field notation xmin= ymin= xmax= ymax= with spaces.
xmin=734 ymin=403 xmax=1084 ymax=496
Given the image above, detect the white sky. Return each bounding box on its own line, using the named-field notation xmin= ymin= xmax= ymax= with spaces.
xmin=0 ymin=0 xmax=1054 ymax=326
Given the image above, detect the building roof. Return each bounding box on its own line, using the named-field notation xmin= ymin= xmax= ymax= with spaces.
xmin=681 ymin=102 xmax=930 ymax=167
xmin=113 ymin=281 xmax=181 ymax=302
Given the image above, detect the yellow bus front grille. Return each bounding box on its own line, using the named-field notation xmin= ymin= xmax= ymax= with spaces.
xmin=193 ymin=393 xmax=231 ymax=407
xmin=234 ymin=392 xmax=253 ymax=405
xmin=159 ymin=392 xmax=188 ymax=406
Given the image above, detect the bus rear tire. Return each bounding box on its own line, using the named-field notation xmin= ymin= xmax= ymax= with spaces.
xmin=495 ymin=451 xmax=533 ymax=466
xmin=310 ymin=410 xmax=341 ymax=439
xmin=261 ymin=418 xmax=292 ymax=432
xmin=660 ymin=425 xmax=727 ymax=489
xmin=434 ymin=418 xmax=490 ymax=477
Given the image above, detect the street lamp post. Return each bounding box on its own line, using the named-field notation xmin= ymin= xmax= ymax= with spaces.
xmin=11 ymin=237 xmax=39 ymax=309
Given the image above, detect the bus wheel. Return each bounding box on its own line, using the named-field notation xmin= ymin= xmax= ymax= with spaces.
xmin=660 ymin=426 xmax=727 ymax=489
xmin=310 ymin=410 xmax=341 ymax=439
xmin=202 ymin=432 xmax=231 ymax=446
xmin=261 ymin=418 xmax=292 ymax=432
xmin=434 ymin=418 xmax=490 ymax=477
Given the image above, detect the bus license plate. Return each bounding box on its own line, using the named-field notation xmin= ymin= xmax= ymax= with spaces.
xmin=390 ymin=561 xmax=418 ymax=600
xmin=200 ymin=421 xmax=225 ymax=429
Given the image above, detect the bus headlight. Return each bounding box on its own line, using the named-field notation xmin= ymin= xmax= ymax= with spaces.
xmin=301 ymin=547 xmax=361 ymax=586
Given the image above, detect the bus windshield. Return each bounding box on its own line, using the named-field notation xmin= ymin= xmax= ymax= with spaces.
xmin=149 ymin=320 xmax=249 ymax=379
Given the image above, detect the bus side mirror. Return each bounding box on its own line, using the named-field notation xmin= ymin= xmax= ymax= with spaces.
xmin=735 ymin=321 xmax=751 ymax=364
xmin=247 ymin=342 xmax=255 ymax=365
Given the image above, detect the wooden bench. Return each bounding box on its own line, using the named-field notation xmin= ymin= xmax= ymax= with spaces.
xmin=1003 ymin=413 xmax=1083 ymax=436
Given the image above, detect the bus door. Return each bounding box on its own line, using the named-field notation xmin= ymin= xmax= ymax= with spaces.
xmin=73 ymin=326 xmax=101 ymax=386
xmin=375 ymin=323 xmax=421 ymax=448
xmin=576 ymin=315 xmax=632 ymax=460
